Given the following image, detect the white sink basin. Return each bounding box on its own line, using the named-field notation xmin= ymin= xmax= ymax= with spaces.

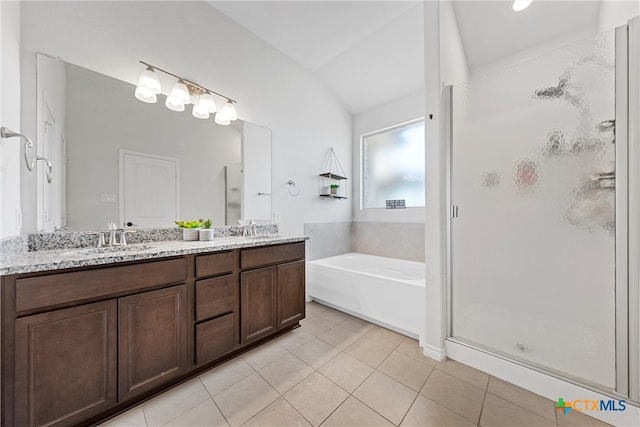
xmin=61 ymin=244 xmax=155 ymax=257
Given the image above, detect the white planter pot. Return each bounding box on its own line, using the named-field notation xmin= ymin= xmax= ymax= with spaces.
xmin=182 ymin=228 xmax=200 ymax=241
xmin=199 ymin=229 xmax=214 ymax=241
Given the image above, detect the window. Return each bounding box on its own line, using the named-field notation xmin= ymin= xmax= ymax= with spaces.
xmin=362 ymin=119 xmax=425 ymax=208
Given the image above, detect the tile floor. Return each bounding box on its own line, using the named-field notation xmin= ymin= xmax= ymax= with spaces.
xmin=100 ymin=301 xmax=611 ymax=427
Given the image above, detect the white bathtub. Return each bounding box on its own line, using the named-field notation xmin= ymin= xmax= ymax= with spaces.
xmin=306 ymin=253 xmax=425 ymax=338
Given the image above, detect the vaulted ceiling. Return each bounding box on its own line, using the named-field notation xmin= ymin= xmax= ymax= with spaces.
xmin=208 ymin=1 xmax=602 ymax=115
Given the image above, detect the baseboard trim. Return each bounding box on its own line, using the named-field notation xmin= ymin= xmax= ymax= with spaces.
xmin=423 ymin=343 xmax=446 ymax=361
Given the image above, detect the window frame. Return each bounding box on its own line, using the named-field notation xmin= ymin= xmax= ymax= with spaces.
xmin=359 ymin=117 xmax=426 ymax=210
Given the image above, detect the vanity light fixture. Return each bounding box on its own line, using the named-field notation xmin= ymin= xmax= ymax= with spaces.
xmin=134 ymin=66 xmax=162 ymax=103
xmin=512 ymin=0 xmax=533 ymax=11
xmin=134 ymin=61 xmax=237 ymax=124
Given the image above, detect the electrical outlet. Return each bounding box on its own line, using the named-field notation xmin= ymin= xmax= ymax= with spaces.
xmin=273 ymin=212 xmax=281 ymax=223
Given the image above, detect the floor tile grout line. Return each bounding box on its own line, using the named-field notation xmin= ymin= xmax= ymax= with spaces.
xmin=155 ymin=391 xmax=211 ymax=427
xmin=349 ymin=393 xmax=399 ymax=426
xmin=199 ymin=377 xmax=232 ymax=427
xmin=200 ymin=360 xmax=257 ymax=399
xmin=477 ymin=380 xmax=489 ymax=426
xmin=434 ymin=360 xmax=490 ymax=390
xmin=232 ymin=369 xmax=280 ymax=426
xmin=420 ymin=369 xmax=485 ymax=425
xmin=483 ymin=379 xmax=558 ymax=424
xmin=389 ymin=360 xmax=435 ymax=427
xmin=142 ymin=405 xmax=150 ymax=427
xmin=280 ymin=391 xmax=323 ymax=426
xmin=483 ymin=391 xmax=559 ymax=426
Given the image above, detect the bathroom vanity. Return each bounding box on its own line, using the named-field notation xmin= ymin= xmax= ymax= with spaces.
xmin=0 ymin=236 xmax=306 ymax=427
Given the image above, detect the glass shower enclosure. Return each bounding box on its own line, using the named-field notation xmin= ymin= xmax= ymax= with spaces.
xmin=447 ymin=20 xmax=637 ymax=399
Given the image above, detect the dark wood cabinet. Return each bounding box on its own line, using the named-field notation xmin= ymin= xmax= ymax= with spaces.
xmin=118 ymin=285 xmax=188 ymax=401
xmin=277 ymin=260 xmax=306 ymax=329
xmin=2 ymin=240 xmax=305 ymax=427
xmin=14 ymin=300 xmax=117 ymax=427
xmin=241 ymin=267 xmax=278 ymax=344
xmin=240 ymin=246 xmax=306 ymax=344
xmin=196 ymin=313 xmax=237 ymax=366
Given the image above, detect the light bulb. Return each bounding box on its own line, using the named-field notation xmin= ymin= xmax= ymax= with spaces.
xmin=220 ymin=101 xmax=237 ymax=121
xmin=165 ymin=96 xmax=185 ymax=112
xmin=512 ymin=0 xmax=532 ymax=11
xmin=199 ymin=92 xmax=217 ymax=113
xmin=192 ymin=99 xmax=210 ymax=119
xmin=215 ymin=112 xmax=231 ymax=125
xmin=137 ymin=67 xmax=161 ymax=94
xmin=168 ymin=80 xmax=191 ymax=105
xmin=134 ymin=85 xmax=157 ymax=103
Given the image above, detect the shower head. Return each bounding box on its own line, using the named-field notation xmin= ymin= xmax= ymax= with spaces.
xmin=534 ymin=76 xmax=569 ymax=100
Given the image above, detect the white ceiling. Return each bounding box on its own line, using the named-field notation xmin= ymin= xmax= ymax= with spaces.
xmin=209 ymin=1 xmax=424 ymax=114
xmin=452 ymin=1 xmax=601 ymax=70
xmin=208 ymin=1 xmax=602 ymax=115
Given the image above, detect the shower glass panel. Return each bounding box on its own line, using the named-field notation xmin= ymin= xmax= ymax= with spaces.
xmin=450 ymin=30 xmax=616 ymax=389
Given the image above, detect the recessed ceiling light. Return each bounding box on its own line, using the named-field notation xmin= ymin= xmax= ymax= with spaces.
xmin=512 ymin=0 xmax=533 ymax=12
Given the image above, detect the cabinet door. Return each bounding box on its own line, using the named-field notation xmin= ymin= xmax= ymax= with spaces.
xmin=119 ymin=285 xmax=188 ymax=401
xmin=14 ymin=300 xmax=117 ymax=427
xmin=277 ymin=260 xmax=306 ymax=329
xmin=241 ymin=267 xmax=277 ymax=344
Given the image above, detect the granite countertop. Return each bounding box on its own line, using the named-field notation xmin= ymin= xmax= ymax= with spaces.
xmin=0 ymin=235 xmax=307 ymax=276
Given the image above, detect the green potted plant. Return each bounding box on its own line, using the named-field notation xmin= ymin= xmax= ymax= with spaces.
xmin=199 ymin=219 xmax=214 ymax=241
xmin=175 ymin=219 xmax=202 ymax=241
xmin=330 ymin=184 xmax=340 ymax=195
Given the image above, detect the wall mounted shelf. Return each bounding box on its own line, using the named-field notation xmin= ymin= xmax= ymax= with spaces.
xmin=319 ymin=148 xmax=347 ymax=200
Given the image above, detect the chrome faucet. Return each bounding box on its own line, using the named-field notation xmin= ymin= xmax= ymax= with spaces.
xmin=108 ymin=222 xmax=118 ymax=246
xmin=241 ymin=220 xmax=257 ymax=238
xmin=86 ymin=232 xmax=106 ymax=248
xmin=107 ymin=222 xmax=136 ymax=246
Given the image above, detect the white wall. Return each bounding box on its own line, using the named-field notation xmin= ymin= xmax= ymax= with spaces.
xmin=423 ymin=1 xmax=447 ymax=359
xmin=439 ymin=0 xmax=469 ymax=86
xmin=19 ymin=1 xmax=352 ymax=235
xmin=598 ymin=0 xmax=640 ymax=32
xmin=0 ymin=1 xmax=22 ymax=239
xmin=352 ymin=90 xmax=425 ymax=223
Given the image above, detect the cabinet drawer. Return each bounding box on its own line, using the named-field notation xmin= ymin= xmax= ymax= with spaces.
xmin=196 ymin=251 xmax=238 ymax=278
xmin=15 ymin=258 xmax=187 ymax=313
xmin=195 ymin=274 xmax=238 ymax=322
xmin=195 ymin=313 xmax=237 ymax=366
xmin=240 ymin=242 xmax=305 ymax=270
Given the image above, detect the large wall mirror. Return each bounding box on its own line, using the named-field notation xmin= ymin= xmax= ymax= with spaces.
xmin=35 ymin=54 xmax=272 ymax=232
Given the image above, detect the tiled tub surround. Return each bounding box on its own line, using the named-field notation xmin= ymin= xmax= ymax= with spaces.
xmin=99 ymin=301 xmax=610 ymax=427
xmin=352 ymin=222 xmax=424 ymax=262
xmin=304 ymin=222 xmax=352 ymax=261
xmin=304 ymin=222 xmax=425 ymax=263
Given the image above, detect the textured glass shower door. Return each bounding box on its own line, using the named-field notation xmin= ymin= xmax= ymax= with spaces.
xmin=449 ymin=30 xmax=617 ymax=389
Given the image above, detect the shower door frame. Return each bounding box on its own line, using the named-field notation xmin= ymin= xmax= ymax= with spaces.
xmin=444 ymin=19 xmax=640 ymax=402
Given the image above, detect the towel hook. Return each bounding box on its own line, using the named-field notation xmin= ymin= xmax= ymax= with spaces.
xmin=1 ymin=127 xmax=53 ymax=183
xmin=1 ymin=127 xmax=37 ymax=171
xmin=287 ymin=180 xmax=300 ymax=197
